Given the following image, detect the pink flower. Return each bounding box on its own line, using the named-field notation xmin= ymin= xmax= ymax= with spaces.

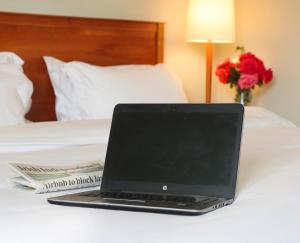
xmin=264 ymin=68 xmax=273 ymax=84
xmin=238 ymin=74 xmax=259 ymax=90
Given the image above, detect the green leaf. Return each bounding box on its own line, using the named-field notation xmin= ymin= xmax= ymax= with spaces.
xmin=228 ymin=67 xmax=240 ymax=85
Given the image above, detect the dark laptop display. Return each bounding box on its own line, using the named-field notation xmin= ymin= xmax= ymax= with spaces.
xmin=48 ymin=104 xmax=244 ymax=215
xmin=103 ymin=105 xmax=242 ymax=199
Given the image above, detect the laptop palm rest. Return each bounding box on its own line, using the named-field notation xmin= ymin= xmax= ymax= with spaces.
xmin=48 ymin=190 xmax=229 ymax=215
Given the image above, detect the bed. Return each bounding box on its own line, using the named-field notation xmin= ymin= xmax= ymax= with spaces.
xmin=0 ymin=12 xmax=300 ymax=243
xmin=0 ymin=11 xmax=164 ymax=122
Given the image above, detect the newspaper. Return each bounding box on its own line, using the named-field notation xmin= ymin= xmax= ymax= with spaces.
xmin=9 ymin=161 xmax=103 ymax=194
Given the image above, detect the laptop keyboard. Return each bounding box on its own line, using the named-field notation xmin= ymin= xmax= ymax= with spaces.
xmin=100 ymin=192 xmax=198 ymax=203
xmin=80 ymin=191 xmax=218 ymax=204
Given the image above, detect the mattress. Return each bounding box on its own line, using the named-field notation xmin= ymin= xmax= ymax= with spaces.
xmin=0 ymin=107 xmax=299 ymax=243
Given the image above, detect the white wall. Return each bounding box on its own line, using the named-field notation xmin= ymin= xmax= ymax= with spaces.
xmin=234 ymin=0 xmax=300 ymax=125
xmin=207 ymin=0 xmax=300 ymax=125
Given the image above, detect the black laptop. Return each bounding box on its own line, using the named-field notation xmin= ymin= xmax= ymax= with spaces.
xmin=48 ymin=104 xmax=244 ymax=215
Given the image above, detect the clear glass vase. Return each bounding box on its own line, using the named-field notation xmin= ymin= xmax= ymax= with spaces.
xmin=240 ymin=92 xmax=245 ymax=105
xmin=235 ymin=89 xmax=251 ymax=106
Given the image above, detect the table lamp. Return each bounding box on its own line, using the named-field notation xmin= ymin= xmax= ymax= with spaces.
xmin=186 ymin=0 xmax=235 ymax=103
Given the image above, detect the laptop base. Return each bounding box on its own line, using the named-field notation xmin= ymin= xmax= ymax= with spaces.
xmin=48 ymin=190 xmax=233 ymax=216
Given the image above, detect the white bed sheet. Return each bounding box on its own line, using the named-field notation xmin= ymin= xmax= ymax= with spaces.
xmin=0 ymin=127 xmax=300 ymax=243
xmin=244 ymin=106 xmax=296 ymax=129
xmin=0 ymin=119 xmax=111 ymax=153
xmin=0 ymin=107 xmax=299 ymax=243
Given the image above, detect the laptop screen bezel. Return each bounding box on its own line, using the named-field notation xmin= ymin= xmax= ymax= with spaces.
xmin=101 ymin=104 xmax=244 ymax=199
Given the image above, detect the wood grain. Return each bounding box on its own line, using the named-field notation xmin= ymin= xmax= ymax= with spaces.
xmin=0 ymin=12 xmax=164 ymax=121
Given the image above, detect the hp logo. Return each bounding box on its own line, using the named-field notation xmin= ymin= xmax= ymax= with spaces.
xmin=162 ymin=185 xmax=168 ymax=191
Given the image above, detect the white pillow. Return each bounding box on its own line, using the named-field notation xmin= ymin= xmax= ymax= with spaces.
xmin=0 ymin=52 xmax=33 ymax=126
xmin=0 ymin=52 xmax=24 ymax=65
xmin=44 ymin=56 xmax=187 ymax=121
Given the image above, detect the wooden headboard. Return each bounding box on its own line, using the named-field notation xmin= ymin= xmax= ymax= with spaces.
xmin=0 ymin=12 xmax=164 ymax=121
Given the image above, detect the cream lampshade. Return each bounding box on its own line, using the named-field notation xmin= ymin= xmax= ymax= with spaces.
xmin=186 ymin=0 xmax=235 ymax=103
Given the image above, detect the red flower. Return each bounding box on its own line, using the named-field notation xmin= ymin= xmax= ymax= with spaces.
xmin=264 ymin=68 xmax=273 ymax=84
xmin=239 ymin=52 xmax=256 ymax=62
xmin=215 ymin=59 xmax=235 ymax=84
xmin=216 ymin=68 xmax=230 ymax=84
xmin=238 ymin=74 xmax=258 ymax=90
xmin=239 ymin=52 xmax=266 ymax=80
xmin=256 ymin=59 xmax=266 ymax=80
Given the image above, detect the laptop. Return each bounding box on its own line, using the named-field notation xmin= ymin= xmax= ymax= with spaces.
xmin=48 ymin=104 xmax=244 ymax=215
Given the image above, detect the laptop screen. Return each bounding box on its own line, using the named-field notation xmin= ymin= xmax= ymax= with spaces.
xmin=102 ymin=104 xmax=243 ymax=198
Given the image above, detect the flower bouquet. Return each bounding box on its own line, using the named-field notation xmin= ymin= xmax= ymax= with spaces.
xmin=215 ymin=47 xmax=273 ymax=105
